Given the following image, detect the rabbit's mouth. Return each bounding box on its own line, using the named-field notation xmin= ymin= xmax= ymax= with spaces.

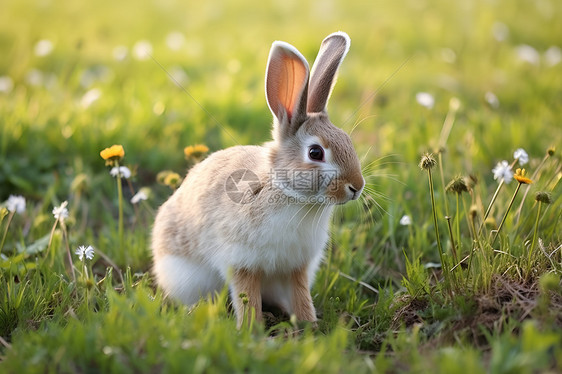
xmin=324 ymin=175 xmax=365 ymax=205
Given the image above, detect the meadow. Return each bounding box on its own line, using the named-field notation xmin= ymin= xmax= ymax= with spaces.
xmin=1 ymin=0 xmax=561 ymax=372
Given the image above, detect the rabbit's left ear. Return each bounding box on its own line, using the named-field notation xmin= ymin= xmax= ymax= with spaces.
xmin=266 ymin=41 xmax=310 ymax=137
xmin=307 ymin=32 xmax=350 ymax=113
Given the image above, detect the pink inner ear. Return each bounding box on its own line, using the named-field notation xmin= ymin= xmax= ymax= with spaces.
xmin=267 ymin=50 xmax=308 ymax=122
xmin=279 ymin=55 xmax=308 ymax=120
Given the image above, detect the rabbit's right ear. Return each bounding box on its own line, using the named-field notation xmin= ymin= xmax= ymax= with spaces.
xmin=307 ymin=32 xmax=350 ymax=113
xmin=265 ymin=41 xmax=310 ymax=139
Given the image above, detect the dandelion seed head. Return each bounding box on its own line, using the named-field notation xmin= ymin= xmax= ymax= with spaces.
xmin=440 ymin=48 xmax=456 ymax=63
xmin=515 ymin=44 xmax=540 ymax=66
xmin=419 ymin=153 xmax=437 ymax=170
xmin=513 ymin=148 xmax=529 ymax=165
xmin=535 ymin=191 xmax=552 ymax=204
xmin=112 ymin=45 xmax=128 ymax=61
xmin=0 ymin=76 xmax=14 ymax=94
xmin=26 ymin=69 xmax=44 ymax=87
xmin=75 ymin=245 xmax=95 ymax=261
xmin=6 ymin=195 xmax=26 ymax=214
xmin=169 ymin=67 xmax=189 ymax=87
xmin=446 ymin=175 xmax=469 ymax=194
xmin=399 ymin=215 xmax=412 ymax=226
xmin=544 ymin=46 xmax=561 ymax=67
xmin=34 ymin=39 xmax=54 ymax=57
xmin=131 ymin=188 xmax=150 ymax=204
xmin=132 ymin=40 xmax=153 ymax=61
xmin=110 ymin=166 xmax=131 ymax=179
xmin=165 ymin=32 xmax=185 ymax=51
xmin=485 ymin=91 xmax=500 ymax=109
xmin=52 ymin=201 xmax=69 ymax=222
xmin=416 ymin=92 xmax=435 ymax=109
xmin=492 ymin=22 xmax=509 ymax=42
xmin=492 ymin=160 xmax=513 ymax=183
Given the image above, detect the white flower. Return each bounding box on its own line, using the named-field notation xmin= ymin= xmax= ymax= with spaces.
xmin=112 ymin=45 xmax=128 ymax=61
xmin=544 ymin=46 xmax=561 ymax=67
xmin=492 ymin=22 xmax=509 ymax=42
xmin=0 ymin=76 xmax=14 ymax=94
xmin=52 ymin=201 xmax=69 ymax=222
xmin=416 ymin=92 xmax=434 ymax=109
xmin=81 ymin=88 xmax=102 ymax=108
xmin=6 ymin=195 xmax=26 ymax=214
xmin=165 ymin=32 xmax=185 ymax=51
xmin=26 ymin=69 xmax=44 ymax=86
xmin=515 ymin=44 xmax=540 ymax=66
xmin=400 ymin=215 xmax=412 ymax=226
xmin=75 ymin=245 xmax=95 ymax=261
xmin=34 ymin=39 xmax=54 ymax=57
xmin=131 ymin=189 xmax=149 ymax=204
xmin=440 ymin=48 xmax=456 ymax=63
xmin=513 ymin=148 xmax=529 ymax=166
xmin=485 ymin=92 xmax=500 ymax=109
xmin=110 ymin=166 xmax=131 ymax=179
xmin=132 ymin=40 xmax=153 ymax=61
xmin=492 ymin=161 xmax=513 ymax=184
xmin=169 ymin=66 xmax=189 ymax=86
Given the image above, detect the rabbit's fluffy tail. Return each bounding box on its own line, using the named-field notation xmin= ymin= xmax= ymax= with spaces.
xmin=154 ymin=254 xmax=224 ymax=304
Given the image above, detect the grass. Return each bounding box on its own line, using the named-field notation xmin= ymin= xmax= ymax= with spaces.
xmin=1 ymin=0 xmax=562 ymax=372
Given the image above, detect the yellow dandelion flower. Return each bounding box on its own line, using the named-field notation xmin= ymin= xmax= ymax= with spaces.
xmin=184 ymin=144 xmax=209 ymax=160
xmin=100 ymin=145 xmax=125 ymax=161
xmin=513 ymin=168 xmax=533 ymax=185
xmin=163 ymin=172 xmax=182 ymax=188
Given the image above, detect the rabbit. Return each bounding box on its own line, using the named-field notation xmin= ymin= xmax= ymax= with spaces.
xmin=152 ymin=31 xmax=364 ymax=327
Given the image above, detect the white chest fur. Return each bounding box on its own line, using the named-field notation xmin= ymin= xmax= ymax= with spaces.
xmin=218 ymin=203 xmax=334 ymax=276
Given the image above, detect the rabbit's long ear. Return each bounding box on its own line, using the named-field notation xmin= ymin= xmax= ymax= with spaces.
xmin=266 ymin=41 xmax=309 ymax=138
xmin=307 ymin=32 xmax=350 ymax=113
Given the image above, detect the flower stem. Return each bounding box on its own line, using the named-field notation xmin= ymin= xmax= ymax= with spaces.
xmin=0 ymin=211 xmax=15 ymax=255
xmin=528 ymin=201 xmax=542 ymax=269
xmin=61 ymin=223 xmax=76 ymax=283
xmin=479 ymin=179 xmax=504 ymax=234
xmin=427 ymin=169 xmax=447 ymax=274
xmin=514 ymin=153 xmax=550 ymax=224
xmin=438 ymin=152 xmax=450 ymax=217
xmin=445 ymin=216 xmax=459 ymax=286
xmin=116 ymin=163 xmax=124 ymax=251
xmin=456 ymin=193 xmax=461 ymax=255
xmin=46 ymin=220 xmax=59 ymax=265
xmin=492 ymin=182 xmax=522 ymax=247
xmin=466 ymin=217 xmax=480 ymax=281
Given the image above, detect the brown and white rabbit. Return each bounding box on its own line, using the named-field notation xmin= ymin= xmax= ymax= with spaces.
xmin=152 ymin=31 xmax=364 ymax=326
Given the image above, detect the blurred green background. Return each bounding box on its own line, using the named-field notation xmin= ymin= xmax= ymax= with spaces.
xmin=1 ymin=0 xmax=560 ymax=201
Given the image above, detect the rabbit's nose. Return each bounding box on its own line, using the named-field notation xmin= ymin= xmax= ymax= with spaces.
xmin=347 ymin=183 xmax=362 ymax=200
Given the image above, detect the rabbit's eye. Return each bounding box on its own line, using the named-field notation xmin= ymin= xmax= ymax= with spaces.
xmin=308 ymin=145 xmax=324 ymax=162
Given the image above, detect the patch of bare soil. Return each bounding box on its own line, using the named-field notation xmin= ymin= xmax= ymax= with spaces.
xmin=391 ymin=274 xmax=562 ymax=347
